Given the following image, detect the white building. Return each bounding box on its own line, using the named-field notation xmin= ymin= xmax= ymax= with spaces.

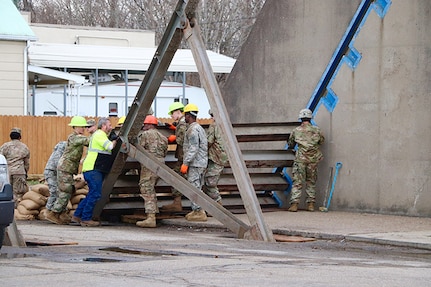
xmin=0 ymin=1 xmax=36 ymax=115
xmin=0 ymin=2 xmax=235 ymax=116
xmin=34 ymin=80 xmax=211 ymax=118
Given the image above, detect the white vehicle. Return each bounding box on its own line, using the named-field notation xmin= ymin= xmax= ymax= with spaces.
xmin=0 ymin=154 xmax=14 ymax=249
xmin=32 ymin=80 xmax=212 ymax=118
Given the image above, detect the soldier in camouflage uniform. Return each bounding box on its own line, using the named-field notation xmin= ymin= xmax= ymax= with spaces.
xmin=160 ymin=102 xmax=187 ymax=212
xmin=203 ymin=110 xmax=228 ymax=204
xmin=44 ymin=141 xmax=67 ymax=210
xmin=135 ymin=115 xmax=168 ymax=228
xmin=287 ymin=109 xmax=325 ymax=212
xmin=46 ymin=116 xmax=89 ymax=224
xmin=180 ymin=104 xmax=208 ymax=222
xmin=0 ymin=127 xmax=30 ymax=207
xmin=86 ymin=118 xmax=97 ymax=135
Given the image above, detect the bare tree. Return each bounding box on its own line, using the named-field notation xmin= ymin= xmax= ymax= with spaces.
xmin=13 ymin=0 xmax=33 ymax=11
xmin=26 ymin=0 xmax=265 ymax=58
xmin=198 ymin=0 xmax=265 ymax=58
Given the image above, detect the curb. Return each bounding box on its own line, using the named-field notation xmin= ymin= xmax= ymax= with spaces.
xmin=162 ymin=219 xmax=431 ymax=250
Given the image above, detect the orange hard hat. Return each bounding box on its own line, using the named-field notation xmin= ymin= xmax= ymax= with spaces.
xmin=144 ymin=115 xmax=158 ymax=125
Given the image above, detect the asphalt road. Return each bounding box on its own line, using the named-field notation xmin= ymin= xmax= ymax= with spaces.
xmin=1 ymin=221 xmax=431 ymax=287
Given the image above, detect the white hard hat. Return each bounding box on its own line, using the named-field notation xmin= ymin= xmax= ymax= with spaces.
xmin=299 ymin=108 xmax=313 ymax=119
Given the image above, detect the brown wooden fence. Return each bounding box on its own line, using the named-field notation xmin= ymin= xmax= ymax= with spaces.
xmin=0 ymin=115 xmax=211 ymax=175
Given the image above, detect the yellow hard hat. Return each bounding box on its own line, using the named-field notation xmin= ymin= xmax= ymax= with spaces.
xmin=168 ymin=102 xmax=185 ymax=115
xmin=118 ymin=116 xmax=126 ymax=125
xmin=68 ymin=116 xmax=88 ymax=127
xmin=184 ymin=103 xmax=199 ymax=113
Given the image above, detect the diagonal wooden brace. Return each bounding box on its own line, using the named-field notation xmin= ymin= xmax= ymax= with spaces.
xmin=126 ymin=142 xmax=250 ymax=239
xmin=182 ymin=17 xmax=274 ymax=242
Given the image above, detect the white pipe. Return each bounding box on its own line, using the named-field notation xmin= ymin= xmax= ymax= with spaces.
xmin=76 ymin=84 xmax=81 ymax=115
xmin=24 ymin=40 xmax=30 ymax=115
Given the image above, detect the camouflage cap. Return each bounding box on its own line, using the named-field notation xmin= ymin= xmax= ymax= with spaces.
xmin=86 ymin=119 xmax=96 ymax=127
xmin=11 ymin=127 xmax=21 ymax=134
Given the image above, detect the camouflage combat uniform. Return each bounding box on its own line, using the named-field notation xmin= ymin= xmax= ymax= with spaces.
xmin=137 ymin=128 xmax=168 ymax=214
xmin=183 ymin=121 xmax=208 ymax=211
xmin=171 ymin=116 xmax=187 ymax=197
xmin=52 ymin=133 xmax=89 ymax=213
xmin=44 ymin=141 xmax=67 ymax=210
xmin=204 ymin=122 xmax=228 ymax=202
xmin=287 ymin=121 xmax=325 ymax=204
xmin=0 ymin=139 xmax=30 ymax=207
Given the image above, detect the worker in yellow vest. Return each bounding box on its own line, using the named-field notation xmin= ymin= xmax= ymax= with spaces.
xmin=73 ymin=117 xmax=117 ymax=227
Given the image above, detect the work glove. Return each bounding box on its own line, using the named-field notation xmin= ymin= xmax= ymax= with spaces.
xmin=180 ymin=164 xmax=188 ymax=174
xmin=108 ymin=131 xmax=118 ymax=141
xmin=165 ymin=122 xmax=177 ymax=131
xmin=168 ymin=135 xmax=177 ymax=143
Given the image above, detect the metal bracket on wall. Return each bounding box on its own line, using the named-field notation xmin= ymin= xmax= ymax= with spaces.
xmin=306 ymin=0 xmax=392 ymax=116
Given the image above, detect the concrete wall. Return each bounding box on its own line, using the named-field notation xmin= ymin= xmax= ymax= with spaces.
xmin=0 ymin=41 xmax=26 ymax=115
xmin=223 ymin=0 xmax=431 ymax=217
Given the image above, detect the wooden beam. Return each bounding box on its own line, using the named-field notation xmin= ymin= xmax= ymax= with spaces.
xmin=183 ymin=18 xmax=274 ymax=242
xmin=127 ymin=143 xmax=250 ymax=238
xmin=93 ymin=0 xmax=199 ymax=217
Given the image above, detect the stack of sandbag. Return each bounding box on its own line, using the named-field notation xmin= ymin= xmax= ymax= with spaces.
xmin=15 ymin=184 xmax=49 ymax=220
xmin=68 ymin=186 xmax=88 ymax=217
xmin=67 ymin=174 xmax=89 ymax=217
xmin=15 ymin=175 xmax=89 ymax=221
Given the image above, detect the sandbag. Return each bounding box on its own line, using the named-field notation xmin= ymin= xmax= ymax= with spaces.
xmin=14 ymin=209 xmax=35 ymax=220
xmin=74 ymin=188 xmax=88 ymax=196
xmin=30 ymin=184 xmax=50 ymax=197
xmin=70 ymin=194 xmax=86 ymax=205
xmin=74 ymin=179 xmax=87 ymax=190
xmin=68 ymin=209 xmax=75 ymax=218
xmin=38 ymin=208 xmax=49 ymax=220
xmin=19 ymin=199 xmax=41 ymax=211
xmin=22 ymin=190 xmax=47 ymax=206
xmin=17 ymin=204 xmax=39 ymax=216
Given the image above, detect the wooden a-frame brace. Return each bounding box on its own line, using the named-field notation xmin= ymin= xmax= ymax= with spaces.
xmin=93 ymin=0 xmax=274 ymax=242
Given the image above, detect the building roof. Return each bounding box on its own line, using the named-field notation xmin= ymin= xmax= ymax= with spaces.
xmin=28 ymin=65 xmax=86 ymax=85
xmin=0 ymin=1 xmax=36 ymax=41
xmin=28 ymin=42 xmax=236 ymax=73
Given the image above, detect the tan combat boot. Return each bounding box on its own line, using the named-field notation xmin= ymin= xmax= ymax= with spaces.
xmin=80 ymin=220 xmax=101 ymax=227
xmin=45 ymin=210 xmax=64 ymax=225
xmin=185 ymin=210 xmax=207 ymax=222
xmin=160 ymin=196 xmax=183 ymax=212
xmin=288 ymin=203 xmax=298 ymax=212
xmin=59 ymin=211 xmax=72 ymax=224
xmin=71 ymin=215 xmax=81 ymax=223
xmin=136 ymin=214 xmax=157 ymax=228
xmin=307 ymin=202 xmax=315 ymax=212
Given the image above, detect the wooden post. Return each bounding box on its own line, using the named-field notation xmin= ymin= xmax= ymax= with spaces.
xmin=182 ymin=18 xmax=274 ymax=242
xmin=5 ymin=220 xmax=26 ymax=247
